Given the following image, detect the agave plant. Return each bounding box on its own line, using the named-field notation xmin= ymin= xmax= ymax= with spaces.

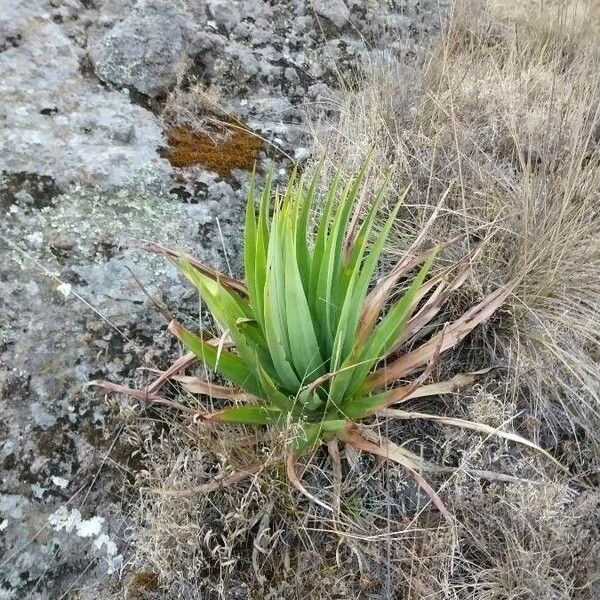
xmin=98 ymin=165 xmax=561 ymax=516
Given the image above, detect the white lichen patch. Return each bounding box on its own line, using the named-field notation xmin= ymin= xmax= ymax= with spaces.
xmin=31 ymin=483 xmax=47 ymax=499
xmin=30 ymin=401 xmax=58 ymax=428
xmin=0 ymin=495 xmax=30 ymax=520
xmin=49 ymin=506 xmax=104 ymax=537
xmin=47 ymin=507 xmax=123 ymax=574
xmin=94 ymin=533 xmax=123 ymax=574
xmin=50 ymin=476 xmax=69 ymax=489
xmin=56 ymin=282 xmax=72 ymax=298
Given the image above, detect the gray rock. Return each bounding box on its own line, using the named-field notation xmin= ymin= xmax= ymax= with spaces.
xmin=314 ymin=0 xmax=350 ymax=29
xmin=88 ymin=2 xmax=191 ymax=97
xmin=0 ymin=181 xmax=245 ymax=598
xmin=0 ymin=8 xmax=171 ymax=191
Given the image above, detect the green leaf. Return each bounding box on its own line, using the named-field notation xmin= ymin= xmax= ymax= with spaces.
xmin=315 ymin=173 xmax=360 ymax=351
xmin=283 ymin=209 xmax=325 ymax=382
xmin=263 ymin=211 xmax=301 ymax=390
xmin=297 ymin=387 xmax=325 ymax=412
xmin=326 ymin=165 xmax=371 ymax=324
xmin=290 ymin=422 xmax=322 ymax=455
xmin=327 ymin=194 xmax=406 ymax=404
xmin=256 ymin=362 xmax=296 ymax=413
xmin=250 ymin=169 xmax=273 ymax=331
xmin=290 ymin=419 xmax=349 ymax=454
xmin=179 ymin=258 xmax=249 ymax=323
xmin=343 ymin=251 xmax=436 ymax=398
xmin=178 ymin=258 xmax=268 ymax=373
xmin=295 ymin=167 xmax=320 ymax=295
xmin=308 ymin=170 xmax=340 ymax=337
xmin=236 ymin=318 xmax=269 ymax=352
xmin=209 ymin=405 xmax=283 ymax=425
xmin=342 ymin=390 xmax=391 ymax=420
xmin=169 ymin=321 xmax=263 ymax=396
xmin=243 ymin=175 xmax=259 ymax=322
xmin=363 ymin=253 xmax=435 ymax=355
xmin=330 ymin=175 xmax=396 ymax=372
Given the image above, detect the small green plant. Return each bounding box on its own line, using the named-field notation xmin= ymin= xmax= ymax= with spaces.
xmin=99 ymin=164 xmax=561 ymax=516
xmin=173 ymin=167 xmax=435 ymax=444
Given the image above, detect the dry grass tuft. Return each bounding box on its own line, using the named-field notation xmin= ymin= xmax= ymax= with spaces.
xmin=402 ymin=475 xmax=599 ymax=600
xmin=313 ymin=0 xmax=600 ymax=463
xmin=122 ymin=416 xmax=393 ymax=598
xmin=305 ymin=0 xmax=600 ymax=596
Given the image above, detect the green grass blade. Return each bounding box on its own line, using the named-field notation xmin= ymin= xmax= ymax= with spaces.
xmin=342 ymin=175 xmax=398 ymax=288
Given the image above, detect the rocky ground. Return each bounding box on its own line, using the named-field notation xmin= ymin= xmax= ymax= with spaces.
xmin=0 ymin=1 xmax=447 ymax=597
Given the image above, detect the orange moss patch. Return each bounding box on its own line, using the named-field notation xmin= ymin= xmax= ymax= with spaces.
xmin=166 ymin=117 xmax=263 ymax=177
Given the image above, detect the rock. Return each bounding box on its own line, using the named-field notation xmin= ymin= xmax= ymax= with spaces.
xmin=314 ymin=0 xmax=351 ymax=29
xmin=88 ymin=2 xmax=191 ymax=98
xmin=0 ymin=8 xmax=171 ymax=191
xmin=0 ymin=182 xmax=241 ymax=598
